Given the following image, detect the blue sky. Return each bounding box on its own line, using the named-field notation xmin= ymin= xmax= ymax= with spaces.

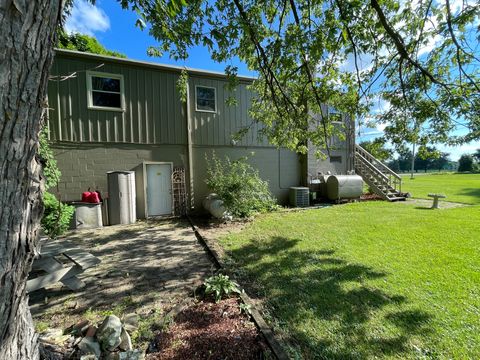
xmin=65 ymin=0 xmax=254 ymax=76
xmin=65 ymin=0 xmax=479 ymax=161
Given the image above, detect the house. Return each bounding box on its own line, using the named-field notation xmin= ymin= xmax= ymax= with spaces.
xmin=47 ymin=49 xmax=400 ymax=218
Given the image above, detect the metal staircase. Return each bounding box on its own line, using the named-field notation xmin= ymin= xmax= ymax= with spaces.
xmin=355 ymin=144 xmax=406 ymax=201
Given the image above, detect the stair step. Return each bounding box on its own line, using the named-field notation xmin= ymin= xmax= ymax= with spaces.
xmin=387 ymin=196 xmax=407 ymax=202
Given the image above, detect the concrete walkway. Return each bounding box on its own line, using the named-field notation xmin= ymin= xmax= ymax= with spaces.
xmin=30 ymin=219 xmax=215 ymax=325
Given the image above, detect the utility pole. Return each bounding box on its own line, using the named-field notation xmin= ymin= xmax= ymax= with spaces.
xmin=410 ymin=142 xmax=415 ymax=179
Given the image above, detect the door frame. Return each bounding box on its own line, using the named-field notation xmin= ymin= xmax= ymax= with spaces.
xmin=142 ymin=161 xmax=174 ymax=217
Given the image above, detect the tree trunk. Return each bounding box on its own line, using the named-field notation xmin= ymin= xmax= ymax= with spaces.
xmin=0 ymin=1 xmax=62 ymax=359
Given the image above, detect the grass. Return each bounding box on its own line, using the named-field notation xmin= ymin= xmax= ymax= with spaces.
xmin=401 ymin=173 xmax=480 ymax=204
xmin=218 ymin=202 xmax=480 ymax=359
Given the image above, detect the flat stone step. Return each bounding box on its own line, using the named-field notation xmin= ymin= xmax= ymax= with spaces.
xmin=387 ymin=196 xmax=407 ymax=201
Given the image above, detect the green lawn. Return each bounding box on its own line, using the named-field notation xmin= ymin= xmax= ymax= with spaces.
xmin=401 ymin=173 xmax=480 ymax=204
xmin=219 ymin=202 xmax=480 ymax=359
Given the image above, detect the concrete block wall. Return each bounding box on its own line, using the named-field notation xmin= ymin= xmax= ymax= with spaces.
xmin=52 ymin=142 xmax=302 ymax=215
xmin=191 ymin=146 xmax=301 ymax=209
xmin=52 ymin=143 xmax=188 ymax=202
xmin=307 ymin=146 xmax=351 ymax=178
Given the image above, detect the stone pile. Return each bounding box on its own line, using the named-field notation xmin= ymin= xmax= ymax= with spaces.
xmin=39 ymin=314 xmax=144 ymax=360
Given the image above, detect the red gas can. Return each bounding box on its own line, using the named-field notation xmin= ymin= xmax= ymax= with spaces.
xmin=81 ymin=189 xmax=100 ymax=203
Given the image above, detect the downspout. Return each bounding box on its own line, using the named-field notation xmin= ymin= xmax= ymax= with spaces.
xmin=186 ymin=80 xmax=195 ymax=212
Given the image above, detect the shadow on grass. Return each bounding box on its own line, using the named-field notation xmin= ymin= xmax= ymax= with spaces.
xmin=457 ymin=188 xmax=480 ymax=202
xmin=228 ymin=236 xmax=433 ymax=359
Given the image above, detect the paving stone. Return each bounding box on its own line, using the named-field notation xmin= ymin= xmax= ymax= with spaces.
xmin=29 ymin=220 xmax=214 ymax=328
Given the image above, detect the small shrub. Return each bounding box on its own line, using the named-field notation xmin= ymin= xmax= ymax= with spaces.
xmin=204 ymin=274 xmax=240 ymax=303
xmin=205 ymin=153 xmax=277 ymax=218
xmin=239 ymin=302 xmax=252 ymax=315
xmin=41 ymin=192 xmax=74 ymax=239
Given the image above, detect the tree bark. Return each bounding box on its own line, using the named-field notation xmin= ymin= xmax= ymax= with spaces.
xmin=0 ymin=1 xmax=62 ymax=359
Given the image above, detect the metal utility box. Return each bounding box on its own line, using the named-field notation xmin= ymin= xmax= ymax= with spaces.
xmin=289 ymin=187 xmax=310 ymax=207
xmin=70 ymin=202 xmax=103 ymax=229
xmin=107 ymin=171 xmax=136 ymax=225
xmin=326 ymin=175 xmax=363 ymax=200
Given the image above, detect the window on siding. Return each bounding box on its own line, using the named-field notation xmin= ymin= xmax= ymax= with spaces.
xmin=195 ymin=86 xmax=216 ymax=113
xmin=330 ymin=156 xmax=342 ymax=163
xmin=87 ymin=72 xmax=124 ymax=111
xmin=328 ymin=107 xmax=343 ymax=124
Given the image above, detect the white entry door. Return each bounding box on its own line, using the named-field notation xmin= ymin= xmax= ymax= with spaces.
xmin=146 ymin=163 xmax=172 ymax=216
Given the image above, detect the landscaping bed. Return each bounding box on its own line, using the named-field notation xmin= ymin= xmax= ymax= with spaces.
xmin=39 ymin=295 xmax=268 ymax=360
xmin=147 ymin=297 xmax=268 ymax=360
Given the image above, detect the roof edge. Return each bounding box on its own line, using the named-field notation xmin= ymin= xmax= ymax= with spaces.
xmin=54 ymin=48 xmax=256 ymax=82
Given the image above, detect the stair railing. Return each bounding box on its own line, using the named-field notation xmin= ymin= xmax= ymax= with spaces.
xmin=354 ymin=153 xmax=391 ymax=200
xmin=355 ymin=145 xmax=402 ymax=193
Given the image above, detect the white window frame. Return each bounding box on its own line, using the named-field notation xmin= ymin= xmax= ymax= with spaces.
xmin=195 ymin=85 xmax=217 ymax=113
xmin=86 ymin=71 xmax=125 ymax=112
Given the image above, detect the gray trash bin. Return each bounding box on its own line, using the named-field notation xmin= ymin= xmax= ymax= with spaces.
xmin=70 ymin=202 xmax=103 ymax=229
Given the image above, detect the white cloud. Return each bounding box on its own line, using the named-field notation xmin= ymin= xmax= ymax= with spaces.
xmin=339 ymin=53 xmax=375 ymax=75
xmin=65 ymin=0 xmax=110 ymax=36
xmin=436 ymin=141 xmax=480 ymax=161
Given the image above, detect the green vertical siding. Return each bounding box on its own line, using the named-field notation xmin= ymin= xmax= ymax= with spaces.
xmin=48 ymin=54 xmax=186 ymax=145
xmin=189 ymin=76 xmax=269 ymax=147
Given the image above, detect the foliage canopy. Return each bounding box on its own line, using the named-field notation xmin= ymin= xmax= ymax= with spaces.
xmin=119 ymin=0 xmax=478 ymax=153
xmin=57 ymin=30 xmax=126 ymax=58
xmin=458 ymin=154 xmax=475 ymax=172
xmin=359 ymin=138 xmax=393 ymax=162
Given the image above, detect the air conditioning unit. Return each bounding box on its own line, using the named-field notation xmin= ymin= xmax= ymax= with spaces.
xmin=289 ymin=187 xmax=310 ymax=207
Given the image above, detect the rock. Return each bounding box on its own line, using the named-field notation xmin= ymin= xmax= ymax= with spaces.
xmin=118 ymin=349 xmax=145 ymax=360
xmin=104 ymin=353 xmax=119 ymax=360
xmin=73 ymin=336 xmax=83 ymax=347
xmin=118 ymin=328 xmax=132 ymax=351
xmin=77 ymin=336 xmax=101 ymax=359
xmin=80 ymin=355 xmax=98 ymax=360
xmin=67 ymin=300 xmax=79 ymax=309
xmin=96 ymin=315 xmax=122 ymax=351
xmin=122 ymin=313 xmax=138 ymax=332
xmin=39 ymin=328 xmax=70 ymax=345
xmin=39 ymin=328 xmax=62 ymax=340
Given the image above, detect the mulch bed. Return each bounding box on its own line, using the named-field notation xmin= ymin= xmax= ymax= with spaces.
xmin=360 ymin=193 xmax=384 ymax=201
xmin=146 ymin=297 xmax=267 ymax=360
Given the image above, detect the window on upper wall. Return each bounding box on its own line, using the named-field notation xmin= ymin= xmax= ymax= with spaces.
xmin=195 ymin=86 xmax=217 ymax=113
xmin=87 ymin=72 xmax=124 ymax=111
xmin=328 ymin=107 xmax=343 ymax=124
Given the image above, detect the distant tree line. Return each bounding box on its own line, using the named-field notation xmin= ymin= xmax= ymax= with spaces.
xmin=359 ymin=140 xmax=480 ymax=173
